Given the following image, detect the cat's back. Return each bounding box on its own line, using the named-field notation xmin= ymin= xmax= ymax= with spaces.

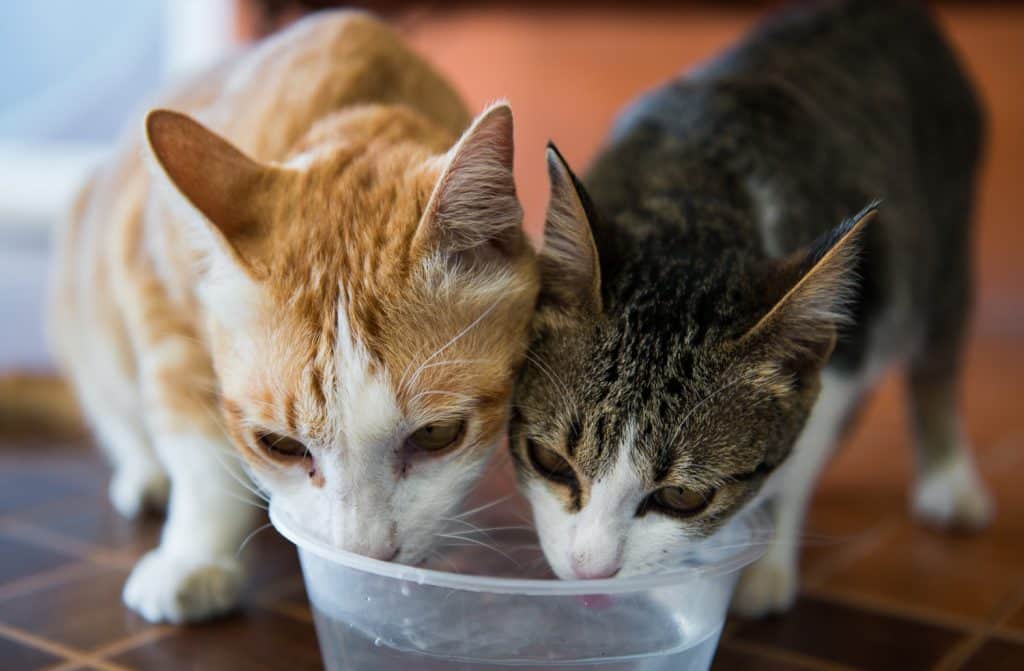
xmin=51 ymin=11 xmax=469 ymax=368
xmin=184 ymin=11 xmax=469 ymax=160
xmin=587 ymin=0 xmax=984 ymax=370
xmin=604 ymin=0 xmax=983 ymax=230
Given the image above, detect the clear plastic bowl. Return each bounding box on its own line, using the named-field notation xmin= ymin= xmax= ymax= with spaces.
xmin=270 ymin=497 xmax=770 ymax=671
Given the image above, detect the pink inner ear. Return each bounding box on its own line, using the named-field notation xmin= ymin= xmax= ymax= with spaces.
xmin=417 ymin=104 xmax=523 ymax=257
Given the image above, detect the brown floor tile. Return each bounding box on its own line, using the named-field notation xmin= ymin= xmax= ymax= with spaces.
xmin=0 ymin=468 xmax=92 ymax=517
xmin=110 ymin=609 xmax=322 ymax=671
xmin=0 ymin=566 xmax=151 ymax=652
xmin=1002 ymin=600 xmax=1024 ymax=636
xmin=816 ymin=431 xmax=1024 ymax=624
xmin=960 ymin=637 xmax=1024 ymax=671
xmin=799 ymin=481 xmax=902 ymax=585
xmin=0 ymin=632 xmax=65 ymax=670
xmin=732 ymin=596 xmax=963 ymax=671
xmin=21 ymin=496 xmax=162 ymax=560
xmin=712 ymin=643 xmax=817 ymax=671
xmin=278 ymin=580 xmax=309 ymax=610
xmin=239 ymin=522 xmax=302 ymax=585
xmin=0 ymin=534 xmax=78 ymax=587
xmin=816 ymin=521 xmax=1023 ymax=624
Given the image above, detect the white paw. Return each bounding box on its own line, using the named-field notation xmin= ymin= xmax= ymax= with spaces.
xmin=109 ymin=465 xmax=169 ymax=519
xmin=731 ymin=558 xmax=798 ymax=618
xmin=913 ymin=456 xmax=993 ymax=531
xmin=123 ymin=549 xmax=244 ymax=623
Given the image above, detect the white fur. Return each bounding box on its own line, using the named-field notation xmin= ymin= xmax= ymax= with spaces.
xmin=532 ymin=421 xmax=700 ymax=579
xmin=732 ymin=370 xmax=867 ymax=617
xmin=913 ymin=444 xmax=992 ymax=530
xmin=123 ymin=432 xmax=257 ymax=623
xmin=746 ymin=176 xmax=785 ymax=258
xmin=266 ymin=294 xmax=491 ymax=565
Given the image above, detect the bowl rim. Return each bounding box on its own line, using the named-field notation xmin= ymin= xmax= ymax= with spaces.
xmin=269 ymin=500 xmax=772 ymax=596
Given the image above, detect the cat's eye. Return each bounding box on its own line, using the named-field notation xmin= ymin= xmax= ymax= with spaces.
xmin=647 ymin=486 xmax=714 ymax=517
xmin=527 ymin=439 xmax=577 ymax=486
xmin=408 ymin=419 xmax=466 ymax=453
xmin=257 ymin=431 xmax=308 ymax=460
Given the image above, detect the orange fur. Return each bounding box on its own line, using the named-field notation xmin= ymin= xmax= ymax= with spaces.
xmin=49 ymin=12 xmax=539 ymax=623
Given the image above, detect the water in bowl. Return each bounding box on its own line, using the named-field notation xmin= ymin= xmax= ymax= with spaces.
xmin=281 ymin=488 xmax=765 ymax=671
xmin=312 ymin=602 xmax=723 ymax=670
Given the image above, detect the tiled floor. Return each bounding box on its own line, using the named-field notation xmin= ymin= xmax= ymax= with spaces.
xmin=1 ymin=331 xmax=1023 ymax=670
xmin=3 ymin=2 xmax=1024 ymax=670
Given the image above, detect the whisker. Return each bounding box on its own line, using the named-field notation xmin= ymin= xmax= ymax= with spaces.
xmin=434 ymin=533 xmax=522 ymax=568
xmin=663 ymin=371 xmax=756 ymax=454
xmin=399 ymin=300 xmax=500 ymax=396
xmin=236 ymin=522 xmax=274 ymax=556
xmin=523 ymin=351 xmax=573 ymax=413
xmin=453 ymin=495 xmax=513 ymax=520
xmin=441 ymin=525 xmax=533 ymax=538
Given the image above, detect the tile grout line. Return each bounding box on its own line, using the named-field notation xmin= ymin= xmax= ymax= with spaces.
xmin=991 ymin=627 xmax=1024 ymax=647
xmin=933 ymin=585 xmax=1024 ymax=670
xmin=82 ymin=624 xmax=179 ymax=664
xmin=0 ymin=620 xmax=165 ymax=671
xmin=0 ymin=560 xmax=103 ymax=604
xmin=933 ymin=632 xmax=988 ymax=671
xmin=722 ymin=638 xmax=859 ymax=671
xmin=803 ymin=583 xmax=984 ymax=634
xmin=45 ymin=660 xmax=133 ymax=671
xmin=0 ymin=494 xmax=99 ymax=528
xmin=0 ymin=519 xmax=134 ymax=568
xmin=802 ymin=517 xmax=903 ymax=588
xmin=950 ymin=580 xmax=1024 ymax=668
xmin=0 ymin=621 xmax=90 ymax=666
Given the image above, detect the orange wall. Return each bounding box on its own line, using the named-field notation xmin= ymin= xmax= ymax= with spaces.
xmin=397 ymin=5 xmax=1023 ymax=336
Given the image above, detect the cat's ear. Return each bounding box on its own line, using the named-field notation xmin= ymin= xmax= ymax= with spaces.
xmin=415 ymin=101 xmax=524 ymax=261
xmin=741 ymin=202 xmax=879 ymax=374
xmin=538 ymin=142 xmax=602 ymax=316
xmin=145 ymin=109 xmax=286 ymax=272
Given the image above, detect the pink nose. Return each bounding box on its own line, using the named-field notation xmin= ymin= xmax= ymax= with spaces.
xmin=570 ymin=555 xmax=621 ymax=580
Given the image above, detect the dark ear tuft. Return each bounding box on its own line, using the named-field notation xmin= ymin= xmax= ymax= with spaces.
xmin=538 ymin=143 xmax=602 ymax=317
xmin=742 ymin=202 xmax=879 ymax=374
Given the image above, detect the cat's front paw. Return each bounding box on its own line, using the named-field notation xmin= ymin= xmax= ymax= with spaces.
xmin=913 ymin=457 xmax=993 ymax=531
xmin=123 ymin=549 xmax=244 ymax=623
xmin=731 ymin=558 xmax=797 ymax=618
xmin=109 ymin=465 xmax=169 ymax=519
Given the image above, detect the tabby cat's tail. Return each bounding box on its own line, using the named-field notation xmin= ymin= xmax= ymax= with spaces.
xmin=0 ymin=373 xmax=84 ymax=437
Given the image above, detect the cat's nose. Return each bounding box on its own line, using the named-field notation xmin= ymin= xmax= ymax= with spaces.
xmin=371 ymin=545 xmax=400 ymax=562
xmin=353 ymin=542 xmax=399 ymax=562
xmin=570 ymin=554 xmax=621 ymax=580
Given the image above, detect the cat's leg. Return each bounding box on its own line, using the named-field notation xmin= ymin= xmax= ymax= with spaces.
xmin=908 ymin=351 xmax=991 ymax=530
xmin=77 ymin=385 xmax=169 ymax=519
xmin=53 ymin=276 xmax=168 ymax=518
xmin=118 ymin=285 xmax=258 ymax=623
xmin=732 ymin=370 xmax=865 ymax=617
xmin=908 ymin=180 xmax=991 ymax=529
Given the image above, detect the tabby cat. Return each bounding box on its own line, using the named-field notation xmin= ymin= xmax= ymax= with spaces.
xmin=50 ymin=12 xmax=538 ymax=623
xmin=510 ymin=0 xmax=991 ymax=615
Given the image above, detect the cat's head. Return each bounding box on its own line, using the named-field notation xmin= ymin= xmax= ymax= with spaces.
xmin=510 ymin=145 xmax=874 ymax=579
xmin=145 ymin=103 xmax=539 ymax=563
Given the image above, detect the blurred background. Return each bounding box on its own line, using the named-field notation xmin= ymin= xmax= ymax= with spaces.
xmin=0 ymin=1 xmax=1020 ymax=371
xmin=0 ymin=2 xmax=1021 ymax=669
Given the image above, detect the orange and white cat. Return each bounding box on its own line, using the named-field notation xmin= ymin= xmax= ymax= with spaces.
xmin=49 ymin=12 xmax=539 ymax=623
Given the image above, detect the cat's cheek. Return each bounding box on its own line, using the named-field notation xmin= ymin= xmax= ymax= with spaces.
xmin=526 ymin=480 xmax=578 ymax=579
xmin=618 ymin=515 xmax=688 ymax=577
